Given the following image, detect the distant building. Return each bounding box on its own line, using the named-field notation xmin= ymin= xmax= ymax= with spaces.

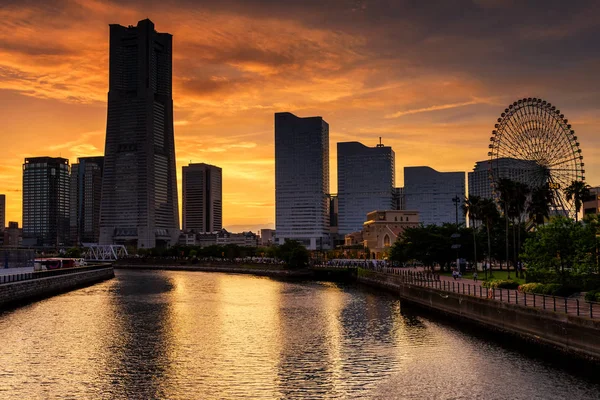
xmin=182 ymin=229 xmax=259 ymax=248
xmin=3 ymin=222 xmax=21 ymax=247
xmin=345 ymin=210 xmax=419 ymax=259
xmin=583 ymin=186 xmax=600 ymax=217
xmin=337 ymin=141 xmax=395 ymax=235
xmin=468 ymin=157 xmax=539 ymax=201
xmin=329 ymin=195 xmax=345 ymax=247
xmin=216 ymin=229 xmax=259 ymax=247
xmin=260 ymin=229 xmax=276 ymax=246
xmin=178 ymin=232 xmax=198 ymax=246
xmin=100 ymin=19 xmax=180 ymax=248
xmin=70 ymin=156 xmax=104 ymax=244
xmin=404 ymin=166 xmax=465 ymax=226
xmin=22 ymin=157 xmax=70 ymax=247
xmin=0 ymin=194 xmax=5 ymax=233
xmin=393 ymin=187 xmax=405 ymax=210
xmin=182 ymin=163 xmax=222 ymax=233
xmin=275 ymin=112 xmax=330 ymax=250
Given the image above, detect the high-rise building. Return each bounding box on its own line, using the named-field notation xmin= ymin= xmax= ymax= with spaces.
xmin=22 ymin=157 xmax=70 ymax=247
xmin=468 ymin=157 xmax=539 ymax=200
xmin=393 ymin=187 xmax=405 ymax=210
xmin=0 ymin=194 xmax=5 ymax=232
xmin=70 ymin=156 xmax=104 ymax=244
xmin=182 ymin=163 xmax=222 ymax=233
xmin=275 ymin=112 xmax=330 ymax=250
xmin=337 ymin=141 xmax=394 ymax=234
xmin=99 ymin=19 xmax=180 ymax=248
xmin=404 ymin=166 xmax=466 ymax=226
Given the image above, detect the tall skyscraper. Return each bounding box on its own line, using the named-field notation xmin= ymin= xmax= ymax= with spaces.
xmin=100 ymin=19 xmax=180 ymax=248
xmin=182 ymin=163 xmax=222 ymax=233
xmin=404 ymin=166 xmax=466 ymax=226
xmin=337 ymin=141 xmax=395 ymax=234
xmin=0 ymin=194 xmax=5 ymax=232
xmin=22 ymin=157 xmax=70 ymax=247
xmin=70 ymin=156 xmax=104 ymax=244
xmin=275 ymin=112 xmax=330 ymax=250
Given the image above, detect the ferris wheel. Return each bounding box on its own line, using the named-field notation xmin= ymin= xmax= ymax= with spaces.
xmin=487 ymin=97 xmax=585 ymax=218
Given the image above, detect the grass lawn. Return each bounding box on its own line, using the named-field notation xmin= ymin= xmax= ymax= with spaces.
xmin=440 ymin=270 xmax=525 ymax=284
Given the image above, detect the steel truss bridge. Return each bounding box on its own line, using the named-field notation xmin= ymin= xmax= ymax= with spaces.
xmin=83 ymin=245 xmax=128 ymax=262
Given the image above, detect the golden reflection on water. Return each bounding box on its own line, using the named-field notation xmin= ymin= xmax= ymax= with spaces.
xmin=1 ymin=270 xmax=599 ymax=400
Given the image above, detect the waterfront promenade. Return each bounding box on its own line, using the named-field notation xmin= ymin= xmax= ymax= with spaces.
xmin=356 ymin=265 xmax=599 ymax=320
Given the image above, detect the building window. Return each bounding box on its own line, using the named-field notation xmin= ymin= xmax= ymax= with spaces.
xmin=383 ymin=234 xmax=390 ymax=247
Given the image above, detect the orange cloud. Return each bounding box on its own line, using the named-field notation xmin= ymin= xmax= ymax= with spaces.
xmin=0 ymin=0 xmax=599 ymax=232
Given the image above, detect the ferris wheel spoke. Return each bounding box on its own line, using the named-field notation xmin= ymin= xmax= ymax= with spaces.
xmin=547 ymin=154 xmax=582 ymax=169
xmin=501 ymin=120 xmax=537 ymax=159
xmin=505 ymin=110 xmax=538 ymax=158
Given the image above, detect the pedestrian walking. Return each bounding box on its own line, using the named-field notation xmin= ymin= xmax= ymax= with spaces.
xmin=473 ymin=272 xmax=478 ymax=282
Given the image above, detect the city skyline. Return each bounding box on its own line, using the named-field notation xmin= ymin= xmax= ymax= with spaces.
xmin=1 ymin=1 xmax=600 ymax=232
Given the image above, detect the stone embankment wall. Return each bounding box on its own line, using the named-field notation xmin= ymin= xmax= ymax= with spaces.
xmin=358 ymin=270 xmax=600 ymax=360
xmin=0 ymin=267 xmax=115 ymax=309
xmin=116 ymin=264 xmax=313 ymax=279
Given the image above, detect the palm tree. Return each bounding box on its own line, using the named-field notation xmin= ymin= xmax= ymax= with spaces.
xmin=463 ymin=195 xmax=482 ymax=272
xmin=565 ymin=180 xmax=591 ymax=222
xmin=527 ymin=186 xmax=552 ymax=226
xmin=497 ymin=178 xmax=515 ymax=275
xmin=511 ymin=182 xmax=530 ymax=279
xmin=479 ymin=197 xmax=499 ymax=280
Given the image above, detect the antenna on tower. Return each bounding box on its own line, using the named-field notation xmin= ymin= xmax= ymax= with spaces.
xmin=376 ymin=137 xmax=384 ymax=147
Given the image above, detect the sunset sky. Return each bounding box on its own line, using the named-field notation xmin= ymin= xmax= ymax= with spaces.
xmin=1 ymin=0 xmax=599 ymax=232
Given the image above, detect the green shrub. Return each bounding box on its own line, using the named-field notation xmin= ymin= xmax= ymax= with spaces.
xmin=585 ymin=289 xmax=600 ymax=302
xmin=482 ymin=279 xmax=520 ymax=289
xmin=518 ymin=283 xmax=577 ymax=296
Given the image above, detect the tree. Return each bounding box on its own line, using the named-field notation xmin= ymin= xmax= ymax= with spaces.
xmin=65 ymin=247 xmax=82 ymax=258
xmin=463 ymin=195 xmax=482 ymax=270
xmin=528 ymin=186 xmax=552 ymax=226
xmin=565 ymin=180 xmax=591 ymax=222
xmin=479 ymin=197 xmax=499 ymax=279
xmin=276 ymin=240 xmax=310 ymax=269
xmin=511 ymin=181 xmax=530 ymax=278
xmin=521 ymin=216 xmax=598 ymax=284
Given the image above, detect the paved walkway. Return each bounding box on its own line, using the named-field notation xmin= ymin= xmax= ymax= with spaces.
xmin=366 ymin=267 xmax=597 ymax=319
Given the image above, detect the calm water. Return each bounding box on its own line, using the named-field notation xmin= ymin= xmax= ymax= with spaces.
xmin=0 ymin=270 xmax=598 ymax=399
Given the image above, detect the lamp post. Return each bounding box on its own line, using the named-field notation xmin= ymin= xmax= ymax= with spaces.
xmin=452 ymin=196 xmax=461 ymax=227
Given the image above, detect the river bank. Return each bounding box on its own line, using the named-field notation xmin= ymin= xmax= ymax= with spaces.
xmin=357 ymin=268 xmax=600 ymax=361
xmin=0 ymin=266 xmax=115 ymax=309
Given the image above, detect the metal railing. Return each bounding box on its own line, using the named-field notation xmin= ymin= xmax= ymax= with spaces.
xmin=0 ymin=264 xmax=112 ymax=285
xmin=362 ymin=266 xmax=600 ymax=320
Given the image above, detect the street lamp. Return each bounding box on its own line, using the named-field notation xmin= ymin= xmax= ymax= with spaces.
xmin=452 ymin=196 xmax=461 ymax=227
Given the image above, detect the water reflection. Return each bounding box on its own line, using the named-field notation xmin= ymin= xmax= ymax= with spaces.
xmin=0 ymin=270 xmax=599 ymax=400
xmin=104 ymin=272 xmax=175 ymax=399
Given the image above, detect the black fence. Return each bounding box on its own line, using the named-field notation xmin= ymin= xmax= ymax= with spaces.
xmin=0 ymin=264 xmax=112 ymax=285
xmin=363 ymin=266 xmax=600 ymax=320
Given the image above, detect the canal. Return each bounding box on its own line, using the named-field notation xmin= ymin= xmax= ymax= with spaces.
xmin=0 ymin=269 xmax=598 ymax=399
